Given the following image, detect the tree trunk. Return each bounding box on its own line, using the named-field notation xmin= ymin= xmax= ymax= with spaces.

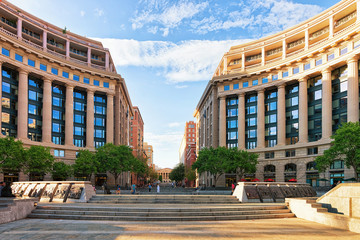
xmin=352 ymin=165 xmax=359 ymax=182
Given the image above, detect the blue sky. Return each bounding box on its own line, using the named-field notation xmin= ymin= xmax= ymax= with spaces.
xmin=9 ymin=0 xmax=339 ymax=168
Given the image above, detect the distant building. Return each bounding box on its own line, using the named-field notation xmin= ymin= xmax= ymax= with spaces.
xmin=157 ymin=168 xmax=172 ymax=183
xmin=179 ymin=121 xmax=196 ymax=165
xmin=143 ymin=142 xmax=153 ymax=168
xmin=130 ymin=106 xmax=145 ymax=185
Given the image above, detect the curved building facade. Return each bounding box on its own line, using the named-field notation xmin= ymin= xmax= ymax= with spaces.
xmin=195 ymin=0 xmax=360 ymax=187
xmin=0 ymin=0 xmax=133 ymax=184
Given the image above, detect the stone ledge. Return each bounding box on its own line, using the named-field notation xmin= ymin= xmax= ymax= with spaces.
xmin=0 ymin=197 xmax=38 ymax=224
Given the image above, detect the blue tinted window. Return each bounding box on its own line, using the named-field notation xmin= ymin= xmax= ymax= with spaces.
xmin=243 ymin=82 xmax=248 ymax=88
xmin=2 ymin=82 xmax=10 ymax=93
xmin=28 ymin=59 xmax=35 ymax=67
xmin=51 ymin=68 xmax=58 ymax=75
xmin=224 ymin=85 xmax=230 ymax=91
xmin=316 ymin=59 xmax=322 ymax=66
xmin=15 ymin=53 xmax=23 ymax=62
xmin=252 ymin=80 xmax=258 ymax=86
xmin=40 ymin=64 xmax=47 ymax=71
xmin=233 ymin=83 xmax=239 ymax=90
xmin=262 ymin=78 xmax=268 ymax=84
xmin=2 ymin=48 xmax=9 ymax=56
xmin=103 ymin=82 xmax=109 ymax=88
xmin=62 ymin=71 xmax=69 ymax=78
xmin=304 ymin=63 xmax=311 ymax=70
xmin=272 ymin=75 xmax=278 ymax=81
xmin=293 ymin=67 xmax=299 ymax=75
xmin=73 ymin=75 xmax=79 ymax=81
xmin=283 ymin=71 xmax=289 ymax=78
xmin=83 ymin=77 xmax=90 ymax=84
xmin=328 ymin=54 xmax=334 ymax=61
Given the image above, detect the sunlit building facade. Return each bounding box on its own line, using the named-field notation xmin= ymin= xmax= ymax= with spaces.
xmin=0 ymin=0 xmax=133 ymax=185
xmin=195 ymin=0 xmax=360 ymax=187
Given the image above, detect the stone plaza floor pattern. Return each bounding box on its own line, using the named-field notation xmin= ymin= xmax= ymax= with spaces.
xmin=0 ymin=218 xmax=359 ymax=240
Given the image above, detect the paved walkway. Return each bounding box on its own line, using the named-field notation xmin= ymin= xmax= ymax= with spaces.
xmin=0 ymin=218 xmax=359 ymax=240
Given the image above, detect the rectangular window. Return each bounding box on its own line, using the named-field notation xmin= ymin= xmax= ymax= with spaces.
xmin=83 ymin=77 xmax=90 ymax=84
xmin=103 ymin=82 xmax=109 ymax=88
xmin=354 ymin=40 xmax=360 ymax=49
xmin=54 ymin=149 xmax=65 ymax=157
xmin=262 ymin=78 xmax=268 ymax=84
xmin=40 ymin=63 xmax=47 ymax=71
xmin=304 ymin=63 xmax=311 ymax=70
xmin=265 ymin=152 xmax=274 ymax=159
xmin=285 ymin=150 xmax=296 ymax=157
xmin=233 ymin=83 xmax=239 ymax=89
xmin=15 ymin=53 xmax=23 ymax=62
xmin=272 ymin=75 xmax=278 ymax=81
xmin=2 ymin=48 xmax=9 ymax=56
xmin=307 ymin=147 xmax=318 ymax=155
xmin=51 ymin=68 xmax=58 ymax=75
xmin=252 ymin=79 xmax=258 ymax=86
xmin=28 ymin=59 xmax=35 ymax=67
xmin=73 ymin=74 xmax=80 ymax=81
xmin=282 ymin=71 xmax=289 ymax=78
xmin=224 ymin=85 xmax=230 ymax=91
xmin=243 ymin=81 xmax=249 ymax=88
xmin=93 ymin=80 xmax=100 ymax=86
xmin=340 ymin=47 xmax=347 ymax=55
xmin=316 ymin=59 xmax=322 ymax=66
xmin=62 ymin=71 xmax=69 ymax=78
xmin=293 ymin=67 xmax=299 ymax=75
xmin=328 ymin=53 xmax=335 ymax=61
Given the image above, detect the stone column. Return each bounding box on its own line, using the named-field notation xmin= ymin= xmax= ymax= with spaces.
xmin=223 ymin=57 xmax=227 ymax=74
xmin=282 ymin=39 xmax=287 ymax=60
xmin=305 ymin=29 xmax=309 ymax=50
xmin=86 ymin=89 xmax=94 ymax=148
xmin=114 ymin=85 xmax=121 ymax=145
xmin=277 ymin=84 xmax=286 ymax=146
xmin=42 ymin=31 xmax=47 ymax=50
xmin=238 ymin=93 xmax=245 ymax=149
xmin=105 ymin=52 xmax=110 ymax=71
xmin=66 ymin=40 xmax=70 ymax=59
xmin=42 ymin=78 xmax=52 ymax=143
xmin=261 ymin=47 xmax=265 ymax=66
xmin=87 ymin=47 xmax=91 ymax=66
xmin=329 ymin=16 xmax=334 ymax=38
xmin=322 ymin=68 xmax=332 ymax=140
xmin=65 ymin=84 xmax=74 ymax=146
xmin=212 ymin=87 xmax=219 ymax=148
xmin=17 ymin=18 xmax=22 ymax=39
xmin=241 ymin=53 xmax=245 ymax=72
xmin=347 ymin=56 xmax=359 ymax=122
xmin=17 ymin=69 xmax=28 ymax=140
xmin=219 ymin=96 xmax=226 ymax=147
xmin=298 ymin=77 xmax=308 ymax=143
xmin=106 ymin=93 xmax=114 ymax=143
xmin=257 ymin=89 xmax=265 ymax=148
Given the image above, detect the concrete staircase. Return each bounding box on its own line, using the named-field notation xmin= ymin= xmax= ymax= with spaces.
xmin=28 ymin=194 xmax=295 ymax=221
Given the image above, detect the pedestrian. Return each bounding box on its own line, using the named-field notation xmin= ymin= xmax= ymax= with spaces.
xmin=157 ymin=183 xmax=160 ymax=193
xmin=1 ymin=182 xmax=14 ymax=197
xmin=116 ymin=184 xmax=121 ymax=194
xmin=131 ymin=183 xmax=136 ymax=194
xmin=231 ymin=182 xmax=236 ymax=193
xmin=102 ymin=182 xmax=107 ymax=194
xmin=148 ymin=183 xmax=152 ymax=192
xmin=0 ymin=182 xmax=5 ymax=197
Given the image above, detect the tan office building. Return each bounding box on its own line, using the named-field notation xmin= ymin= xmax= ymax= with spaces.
xmin=0 ymin=0 xmax=133 ymax=185
xmin=195 ymin=0 xmax=360 ymax=187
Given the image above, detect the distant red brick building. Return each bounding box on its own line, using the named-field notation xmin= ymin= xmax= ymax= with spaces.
xmin=130 ymin=106 xmax=145 ymax=185
xmin=179 ymin=121 xmax=196 ymax=186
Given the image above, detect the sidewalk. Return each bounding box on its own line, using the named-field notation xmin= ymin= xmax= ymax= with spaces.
xmin=0 ymin=217 xmax=359 ymax=240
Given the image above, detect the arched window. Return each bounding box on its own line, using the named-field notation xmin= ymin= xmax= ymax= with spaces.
xmin=285 ymin=163 xmax=297 ymax=172
xmin=306 ymin=161 xmax=317 ymax=171
xmin=264 ymin=165 xmax=276 ymax=173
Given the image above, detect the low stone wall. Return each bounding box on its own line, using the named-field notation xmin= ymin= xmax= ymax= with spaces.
xmin=10 ymin=181 xmax=96 ymax=203
xmin=0 ymin=198 xmax=37 ymax=224
xmin=233 ymin=182 xmax=316 ymax=203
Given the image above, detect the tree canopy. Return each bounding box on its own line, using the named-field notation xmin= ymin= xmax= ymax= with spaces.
xmin=72 ymin=150 xmax=98 ymax=181
xmin=52 ymin=161 xmax=72 ymax=181
xmin=96 ymin=144 xmax=135 ymax=185
xmin=170 ymin=163 xmax=185 ymax=183
xmin=23 ymin=145 xmax=54 ymax=180
xmin=315 ymin=122 xmax=360 ymax=182
xmin=0 ymin=137 xmax=26 ymax=173
xmin=192 ymin=147 xmax=258 ymax=185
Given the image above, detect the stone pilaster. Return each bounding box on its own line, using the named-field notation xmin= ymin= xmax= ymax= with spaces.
xmin=298 ymin=77 xmax=308 ymax=143
xmin=42 ymin=78 xmax=52 ymax=143
xmin=106 ymin=93 xmax=114 ymax=144
xmin=238 ymin=93 xmax=245 ymax=149
xmin=277 ymin=84 xmax=286 ymax=146
xmin=114 ymin=84 xmax=121 ymax=145
xmin=322 ymin=68 xmax=332 ymax=140
xmin=65 ymin=84 xmax=74 ymax=146
xmin=219 ymin=96 xmax=226 ymax=147
xmin=347 ymin=56 xmax=359 ymax=122
xmin=0 ymin=61 xmax=3 ymax=132
xmin=17 ymin=69 xmax=29 ymax=140
xmin=86 ymin=89 xmax=94 ymax=148
xmin=257 ymin=89 xmax=265 ymax=148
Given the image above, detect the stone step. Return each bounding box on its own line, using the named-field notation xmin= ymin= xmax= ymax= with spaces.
xmin=31 ymin=208 xmax=291 ymax=217
xmin=28 ymin=212 xmax=295 ymax=222
xmin=91 ymin=195 xmax=235 ymax=199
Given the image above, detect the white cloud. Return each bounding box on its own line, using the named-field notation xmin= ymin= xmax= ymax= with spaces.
xmin=168 ymin=122 xmax=184 ymax=127
xmin=80 ymin=10 xmax=85 ymax=17
xmin=95 ymin=38 xmax=251 ymax=83
xmin=131 ymin=0 xmax=208 ymax=36
xmin=94 ymin=8 xmax=104 ymax=17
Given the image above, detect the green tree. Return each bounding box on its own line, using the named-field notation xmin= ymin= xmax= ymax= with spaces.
xmin=315 ymin=122 xmax=360 ymax=182
xmin=0 ymin=137 xmax=26 ymax=174
xmin=24 ymin=145 xmax=54 ymax=180
xmin=158 ymin=174 xmax=163 ymax=182
xmin=225 ymin=148 xmax=258 ymax=180
xmin=170 ymin=163 xmax=185 ymax=183
xmin=96 ymin=144 xmax=135 ymax=185
xmin=72 ymin=150 xmax=98 ymax=181
xmin=148 ymin=167 xmax=158 ymax=182
xmin=185 ymin=166 xmax=196 ymax=183
xmin=52 ymin=162 xmax=72 ymax=181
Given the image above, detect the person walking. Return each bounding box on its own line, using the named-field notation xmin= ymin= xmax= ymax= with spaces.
xmin=131 ymin=183 xmax=136 ymax=194
xmin=231 ymin=182 xmax=236 ymax=193
xmin=116 ymin=184 xmax=121 ymax=194
xmin=157 ymin=183 xmax=160 ymax=193
xmin=0 ymin=182 xmax=5 ymax=197
xmin=148 ymin=183 xmax=152 ymax=192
